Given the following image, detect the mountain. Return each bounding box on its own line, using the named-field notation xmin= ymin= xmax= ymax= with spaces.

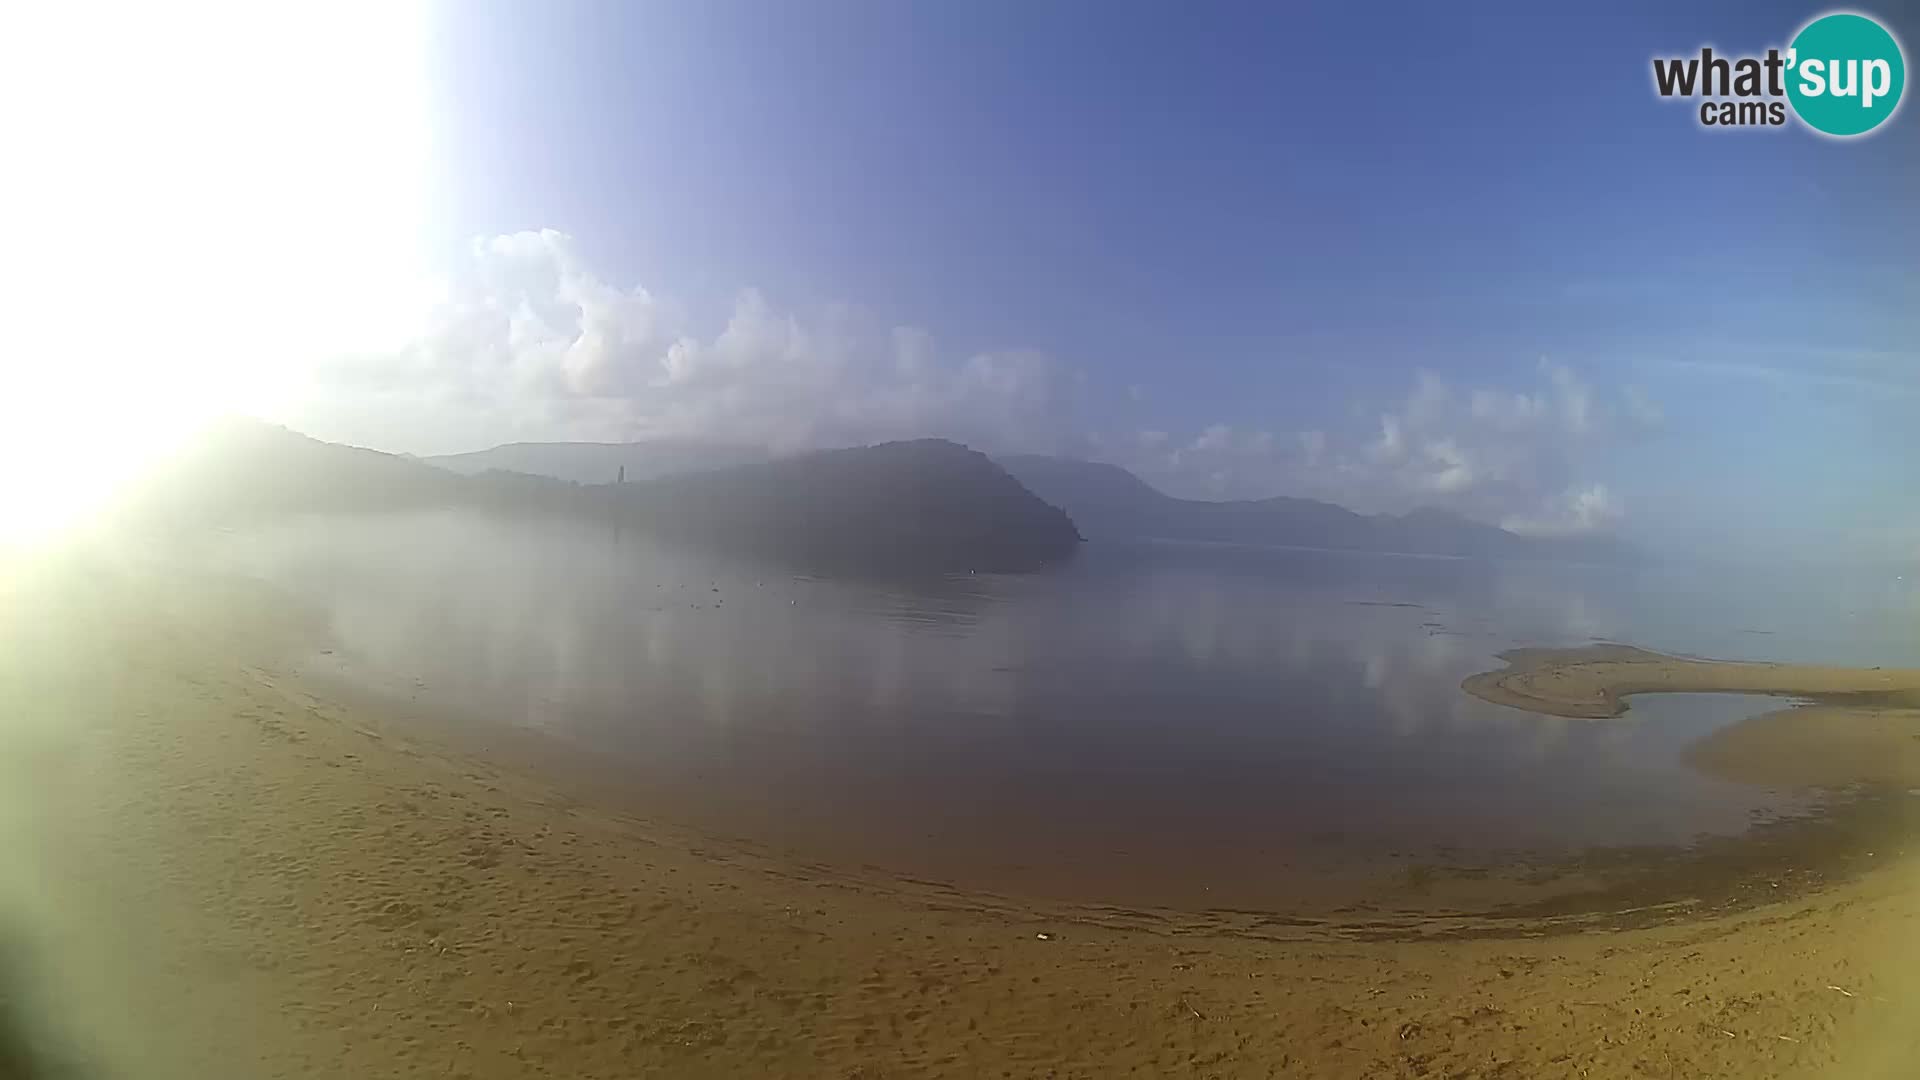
xmin=127 ymin=422 xmax=1081 ymax=573
xmin=424 ymin=440 xmax=767 ymax=485
xmin=127 ymin=419 xmax=464 ymax=522
xmin=606 ymin=439 xmax=1082 ymax=573
xmin=998 ymin=455 xmax=1636 ymax=563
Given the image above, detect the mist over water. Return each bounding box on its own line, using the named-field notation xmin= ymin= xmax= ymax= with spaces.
xmin=199 ymin=510 xmax=1920 ymax=909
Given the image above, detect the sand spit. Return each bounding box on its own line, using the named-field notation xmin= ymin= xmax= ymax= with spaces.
xmin=1462 ymin=644 xmax=1920 ymax=720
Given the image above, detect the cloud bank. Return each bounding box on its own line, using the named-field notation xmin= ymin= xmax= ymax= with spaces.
xmin=303 ymin=230 xmax=1086 ymax=458
xmin=289 ymin=229 xmax=1656 ymax=536
xmin=1119 ymin=361 xmax=1657 ymax=534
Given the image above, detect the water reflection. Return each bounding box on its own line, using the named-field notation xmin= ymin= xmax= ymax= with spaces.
xmin=201 ymin=511 xmax=1917 ymax=909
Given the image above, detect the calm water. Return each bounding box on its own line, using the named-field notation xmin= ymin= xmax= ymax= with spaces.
xmin=201 ymin=510 xmax=1920 ymax=909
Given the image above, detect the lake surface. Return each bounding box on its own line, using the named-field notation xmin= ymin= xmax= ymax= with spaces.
xmin=199 ymin=510 xmax=1920 ymax=911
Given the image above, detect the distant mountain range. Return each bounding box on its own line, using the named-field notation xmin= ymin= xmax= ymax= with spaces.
xmin=129 ymin=422 xmax=1081 ymax=573
xmin=424 ymin=440 xmax=768 ymax=484
xmin=414 ymin=439 xmax=1633 ymax=565
xmin=129 ymin=423 xmax=1630 ymax=570
xmin=996 ymin=455 xmax=1637 ymax=564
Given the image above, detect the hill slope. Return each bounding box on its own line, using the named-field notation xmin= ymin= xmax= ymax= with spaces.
xmin=128 ymin=423 xmax=1081 ymax=573
xmin=424 ymin=441 xmax=767 ymax=485
xmin=128 ymin=420 xmax=463 ymax=522
xmin=998 ymin=455 xmax=1635 ymax=563
xmin=609 ymin=440 xmax=1082 ymax=572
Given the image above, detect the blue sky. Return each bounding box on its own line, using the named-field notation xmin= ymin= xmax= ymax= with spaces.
xmin=282 ymin=1 xmax=1919 ymax=560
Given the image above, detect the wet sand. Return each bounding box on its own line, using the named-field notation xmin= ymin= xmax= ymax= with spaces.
xmin=1461 ymin=643 xmax=1920 ymax=720
xmin=1685 ymin=705 xmax=1920 ymax=791
xmin=4 ymin=559 xmax=1919 ymax=1078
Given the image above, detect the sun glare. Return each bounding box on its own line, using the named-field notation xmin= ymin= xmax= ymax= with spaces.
xmin=2 ymin=0 xmax=432 ymax=542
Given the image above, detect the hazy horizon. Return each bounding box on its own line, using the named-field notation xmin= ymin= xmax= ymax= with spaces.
xmin=221 ymin=423 xmax=1896 ymax=568
xmin=6 ymin=1 xmax=1917 ymax=565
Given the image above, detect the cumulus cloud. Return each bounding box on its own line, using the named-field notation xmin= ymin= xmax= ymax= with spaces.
xmin=1158 ymin=424 xmax=1287 ymax=496
xmin=294 ymin=229 xmax=1087 ymax=456
xmin=1469 ymin=387 xmax=1547 ymax=431
xmin=281 ymin=228 xmax=1653 ymax=537
xmin=1366 ymin=414 xmax=1406 ymax=464
xmin=1341 ymin=361 xmax=1614 ymax=516
xmin=1417 ymin=438 xmax=1474 ymax=494
xmin=1118 ymin=360 xmax=1652 ymax=535
xmin=1501 ymin=485 xmax=1624 ymax=537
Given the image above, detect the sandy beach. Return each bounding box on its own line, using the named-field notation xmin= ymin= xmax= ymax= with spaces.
xmin=4 ymin=555 xmax=1919 ymax=1079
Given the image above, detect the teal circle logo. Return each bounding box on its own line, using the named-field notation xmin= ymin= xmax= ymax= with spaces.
xmin=1787 ymin=13 xmax=1906 ymax=136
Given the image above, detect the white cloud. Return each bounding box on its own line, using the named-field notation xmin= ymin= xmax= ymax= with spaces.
xmin=1163 ymin=424 xmax=1281 ymax=491
xmin=290 ymin=230 xmax=1086 ymax=456
xmin=1366 ymin=414 xmax=1406 ymax=463
xmin=1502 ymin=485 xmax=1624 ymax=537
xmin=274 ymin=227 xmax=1655 ymax=537
xmin=1184 ymin=424 xmax=1274 ymax=458
xmin=1469 ymin=388 xmax=1547 ymax=430
xmin=1417 ymin=438 xmax=1474 ymax=494
xmin=1192 ymin=423 xmax=1234 ymax=453
xmin=1117 ymin=362 xmax=1652 ymax=533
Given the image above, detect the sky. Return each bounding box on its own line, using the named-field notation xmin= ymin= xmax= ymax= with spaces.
xmin=7 ymin=1 xmax=1919 ymax=559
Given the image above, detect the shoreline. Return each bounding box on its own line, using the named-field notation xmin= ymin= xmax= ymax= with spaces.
xmin=6 ymin=556 xmax=1920 ymax=1077
xmin=255 ymin=641 xmax=1920 ymax=941
xmin=1461 ymin=643 xmax=1920 ymax=720
xmin=285 ymin=636 xmax=1914 ymax=933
